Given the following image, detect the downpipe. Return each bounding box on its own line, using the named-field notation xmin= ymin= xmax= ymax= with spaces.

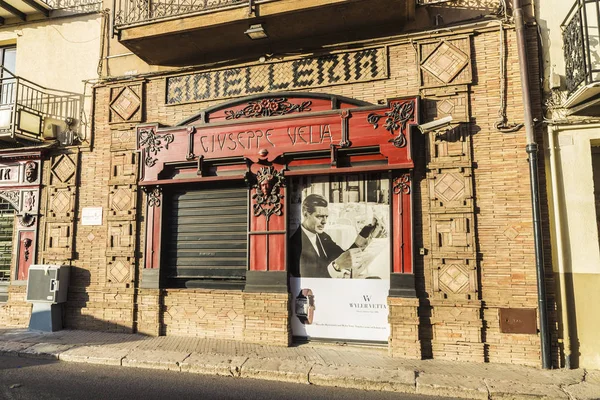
xmin=512 ymin=0 xmax=552 ymax=369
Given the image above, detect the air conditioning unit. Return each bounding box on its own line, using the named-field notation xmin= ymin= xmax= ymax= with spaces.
xmin=42 ymin=117 xmax=66 ymax=140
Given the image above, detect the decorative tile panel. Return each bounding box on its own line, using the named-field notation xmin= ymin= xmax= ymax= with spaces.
xmin=419 ymin=37 xmax=472 ymax=88
xmin=430 ymin=214 xmax=473 ymax=256
xmin=433 ymin=258 xmax=477 ymax=299
xmin=109 ymin=151 xmax=138 ymax=184
xmin=107 ymin=221 xmax=135 ymax=255
xmin=422 ymin=90 xmax=470 ymax=123
xmin=44 ymin=222 xmax=72 ymax=258
xmin=109 ymin=82 xmax=144 ymax=124
xmin=108 ymin=185 xmax=137 ymax=219
xmin=48 ymin=187 xmax=75 ymax=220
xmin=111 ymin=128 xmax=137 ymax=150
xmin=427 ymin=124 xmax=471 ymax=167
xmin=49 ymin=153 xmax=77 ymax=186
xmin=107 ymin=256 xmax=134 ymax=286
xmin=428 ymin=168 xmax=473 ymax=213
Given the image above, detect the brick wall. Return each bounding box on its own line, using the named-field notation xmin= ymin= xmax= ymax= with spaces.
xmin=388 ymin=297 xmax=420 ymax=359
xmin=161 ymin=289 xmax=245 ymax=339
xmin=0 ymin=23 xmax=554 ymax=367
xmin=0 ymin=286 xmax=30 ymax=327
xmin=243 ymin=292 xmax=290 ymax=346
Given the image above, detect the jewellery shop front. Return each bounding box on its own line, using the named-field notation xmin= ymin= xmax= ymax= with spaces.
xmin=138 ymin=93 xmax=419 ymax=349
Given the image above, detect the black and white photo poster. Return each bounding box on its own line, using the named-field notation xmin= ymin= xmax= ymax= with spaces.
xmin=289 ymin=174 xmax=390 ymax=342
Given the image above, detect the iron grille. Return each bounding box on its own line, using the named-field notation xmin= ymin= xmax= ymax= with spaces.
xmin=0 ymin=198 xmax=15 ymax=283
xmin=562 ymin=0 xmax=600 ymax=94
xmin=44 ymin=0 xmax=102 ymax=12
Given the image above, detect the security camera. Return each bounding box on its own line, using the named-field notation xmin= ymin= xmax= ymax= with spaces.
xmin=417 ymin=116 xmax=453 ymax=134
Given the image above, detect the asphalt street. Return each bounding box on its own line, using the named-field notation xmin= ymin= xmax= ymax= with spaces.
xmin=0 ymin=355 xmax=446 ymax=400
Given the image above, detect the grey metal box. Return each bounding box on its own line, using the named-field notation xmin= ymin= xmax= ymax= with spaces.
xmin=26 ymin=265 xmax=70 ymax=304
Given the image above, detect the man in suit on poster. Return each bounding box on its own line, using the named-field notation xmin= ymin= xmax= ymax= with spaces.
xmin=289 ymin=194 xmax=381 ymax=278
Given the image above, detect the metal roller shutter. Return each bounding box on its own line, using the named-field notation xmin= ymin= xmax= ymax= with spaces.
xmin=162 ymin=183 xmax=248 ymax=287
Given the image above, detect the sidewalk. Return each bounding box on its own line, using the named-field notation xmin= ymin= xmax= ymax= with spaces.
xmin=0 ymin=329 xmax=598 ymax=399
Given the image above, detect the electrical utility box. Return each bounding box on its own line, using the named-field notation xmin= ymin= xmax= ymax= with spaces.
xmin=26 ymin=265 xmax=70 ymax=303
xmin=26 ymin=265 xmax=70 ymax=332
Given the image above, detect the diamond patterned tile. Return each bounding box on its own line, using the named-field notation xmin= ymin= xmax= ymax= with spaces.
xmin=52 ymin=191 xmax=70 ymax=214
xmin=110 ymin=87 xmax=140 ymax=121
xmin=422 ymin=41 xmax=468 ymax=84
xmin=435 ymin=173 xmax=465 ymax=202
xmin=111 ymin=188 xmax=132 ymax=212
xmin=439 ymin=264 xmax=469 ymax=293
xmin=51 ymin=155 xmax=76 ymax=183
xmin=109 ymin=260 xmax=129 ymax=283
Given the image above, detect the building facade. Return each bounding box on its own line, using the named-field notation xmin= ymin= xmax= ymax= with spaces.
xmin=0 ymin=0 xmax=101 ymax=318
xmin=0 ymin=0 xmax=560 ymax=368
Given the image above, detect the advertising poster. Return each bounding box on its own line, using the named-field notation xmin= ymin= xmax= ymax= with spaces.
xmin=288 ymin=174 xmax=390 ymax=342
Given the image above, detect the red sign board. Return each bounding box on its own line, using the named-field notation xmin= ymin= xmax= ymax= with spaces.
xmin=138 ymin=97 xmax=419 ymax=183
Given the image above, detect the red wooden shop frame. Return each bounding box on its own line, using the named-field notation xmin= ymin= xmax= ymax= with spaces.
xmin=138 ymin=93 xmax=418 ymax=287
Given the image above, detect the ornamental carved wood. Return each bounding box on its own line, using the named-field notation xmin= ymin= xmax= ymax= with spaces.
xmin=138 ymin=127 xmax=174 ymax=168
xmin=367 ymin=100 xmax=415 ymax=148
xmin=393 ymin=174 xmax=411 ymax=195
xmin=224 ymin=98 xmax=312 ymax=120
xmin=249 ymin=165 xmax=285 ymax=222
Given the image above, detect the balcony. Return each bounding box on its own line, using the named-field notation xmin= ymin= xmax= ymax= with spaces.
xmin=562 ymin=0 xmax=600 ymax=113
xmin=0 ymin=67 xmax=83 ymax=144
xmin=112 ymin=0 xmax=415 ymax=66
xmin=0 ymin=0 xmax=101 ymax=25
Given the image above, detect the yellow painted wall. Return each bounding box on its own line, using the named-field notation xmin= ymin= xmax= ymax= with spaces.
xmin=0 ymin=14 xmax=102 ymax=92
xmin=0 ymin=14 xmax=102 ymax=140
xmin=550 ymin=125 xmax=600 ymax=369
xmin=569 ymin=273 xmax=600 ymax=369
xmin=537 ymin=0 xmax=600 ymax=370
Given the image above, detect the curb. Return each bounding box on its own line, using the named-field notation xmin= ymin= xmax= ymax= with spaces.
xmin=1 ymin=339 xmax=597 ymax=400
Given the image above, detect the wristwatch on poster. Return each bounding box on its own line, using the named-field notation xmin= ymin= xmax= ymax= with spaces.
xmin=295 ymin=289 xmax=315 ymax=325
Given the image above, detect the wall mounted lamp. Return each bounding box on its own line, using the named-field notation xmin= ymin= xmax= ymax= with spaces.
xmin=245 ymin=24 xmax=268 ymax=40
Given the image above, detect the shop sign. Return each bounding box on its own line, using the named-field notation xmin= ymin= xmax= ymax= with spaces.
xmin=166 ymin=48 xmax=388 ymax=105
xmin=0 ymin=163 xmax=19 ymax=185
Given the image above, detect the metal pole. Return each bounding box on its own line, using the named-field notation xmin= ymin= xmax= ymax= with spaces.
xmin=512 ymin=0 xmax=552 ymax=369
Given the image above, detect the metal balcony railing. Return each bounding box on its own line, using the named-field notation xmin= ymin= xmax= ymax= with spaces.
xmin=0 ymin=67 xmax=83 ymax=141
xmin=113 ymin=0 xmax=265 ymax=28
xmin=562 ymin=0 xmax=600 ymax=95
xmin=44 ymin=0 xmax=102 ymax=12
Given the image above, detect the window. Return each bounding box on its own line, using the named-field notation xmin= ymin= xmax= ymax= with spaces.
xmin=0 ymin=197 xmax=15 ymax=302
xmin=0 ymin=46 xmax=16 ymax=129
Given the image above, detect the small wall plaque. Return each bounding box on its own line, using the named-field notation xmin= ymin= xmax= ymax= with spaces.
xmin=499 ymin=308 xmax=537 ymax=334
xmin=81 ymin=207 xmax=103 ymax=226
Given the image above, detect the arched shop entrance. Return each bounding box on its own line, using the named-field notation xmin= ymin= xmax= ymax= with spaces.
xmin=137 ymin=93 xmax=419 ymax=344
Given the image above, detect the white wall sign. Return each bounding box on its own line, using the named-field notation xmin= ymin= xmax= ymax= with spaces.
xmin=81 ymin=207 xmax=103 ymax=226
